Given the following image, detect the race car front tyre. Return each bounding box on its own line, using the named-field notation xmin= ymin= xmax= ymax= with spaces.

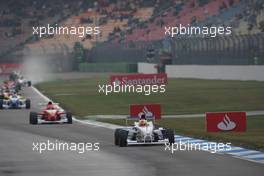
xmin=30 ymin=112 xmax=38 ymax=124
xmin=154 ymin=132 xmax=159 ymax=142
xmin=0 ymin=99 xmax=3 ymax=109
xmin=27 ymin=81 xmax=32 ymax=87
xmin=66 ymin=112 xmax=72 ymax=124
xmin=119 ymin=130 xmax=128 ymax=147
xmin=165 ymin=129 xmax=175 ymax=144
xmin=114 ymin=129 xmax=121 ymax=145
xmin=26 ymin=99 xmax=31 ymax=109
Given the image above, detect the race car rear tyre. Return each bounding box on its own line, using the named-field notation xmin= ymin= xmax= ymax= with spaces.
xmin=165 ymin=129 xmax=175 ymax=144
xmin=114 ymin=129 xmax=121 ymax=145
xmin=119 ymin=130 xmax=128 ymax=147
xmin=30 ymin=112 xmax=38 ymax=125
xmin=26 ymin=99 xmax=31 ymax=109
xmin=66 ymin=112 xmax=72 ymax=124
xmin=27 ymin=81 xmax=32 ymax=87
xmin=0 ymin=99 xmax=3 ymax=109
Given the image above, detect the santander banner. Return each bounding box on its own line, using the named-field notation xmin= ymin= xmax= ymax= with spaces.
xmin=130 ymin=104 xmax=161 ymax=120
xmin=206 ymin=112 xmax=246 ymax=132
xmin=110 ymin=73 xmax=167 ymax=85
xmin=0 ymin=64 xmax=21 ymax=75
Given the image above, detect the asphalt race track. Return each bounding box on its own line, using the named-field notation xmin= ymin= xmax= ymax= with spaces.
xmin=0 ymin=86 xmax=263 ymax=176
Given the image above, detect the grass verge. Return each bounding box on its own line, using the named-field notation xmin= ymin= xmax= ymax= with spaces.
xmin=35 ymin=77 xmax=264 ymax=116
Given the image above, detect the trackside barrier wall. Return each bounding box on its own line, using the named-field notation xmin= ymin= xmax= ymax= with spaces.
xmin=79 ymin=63 xmax=137 ymax=73
xmin=166 ymin=65 xmax=264 ymax=81
xmin=138 ymin=62 xmax=157 ymax=74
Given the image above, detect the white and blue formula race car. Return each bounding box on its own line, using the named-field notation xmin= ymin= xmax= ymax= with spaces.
xmin=0 ymin=94 xmax=30 ymax=109
xmin=114 ymin=116 xmax=174 ymax=147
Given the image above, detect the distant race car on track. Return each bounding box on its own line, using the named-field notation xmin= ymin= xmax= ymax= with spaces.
xmin=114 ymin=114 xmax=174 ymax=147
xmin=29 ymin=102 xmax=72 ymax=124
xmin=8 ymin=71 xmax=31 ymax=90
xmin=17 ymin=76 xmax=31 ymax=88
xmin=0 ymin=93 xmax=31 ymax=109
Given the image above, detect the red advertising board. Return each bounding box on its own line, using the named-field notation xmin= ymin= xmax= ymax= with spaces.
xmin=0 ymin=64 xmax=21 ymax=75
xmin=110 ymin=73 xmax=167 ymax=85
xmin=206 ymin=112 xmax=246 ymax=132
xmin=130 ymin=104 xmax=161 ymax=120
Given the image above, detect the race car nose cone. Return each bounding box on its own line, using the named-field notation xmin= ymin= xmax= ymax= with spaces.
xmin=48 ymin=116 xmax=56 ymax=121
xmin=144 ymin=135 xmax=152 ymax=142
xmin=11 ymin=103 xmax=17 ymax=107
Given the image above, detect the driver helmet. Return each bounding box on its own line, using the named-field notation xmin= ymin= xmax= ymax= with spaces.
xmin=12 ymin=95 xmax=17 ymax=98
xmin=140 ymin=114 xmax=146 ymax=120
xmin=139 ymin=114 xmax=147 ymax=126
xmin=47 ymin=101 xmax=54 ymax=110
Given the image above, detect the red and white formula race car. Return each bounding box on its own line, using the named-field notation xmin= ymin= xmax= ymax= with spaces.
xmin=29 ymin=102 xmax=72 ymax=124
